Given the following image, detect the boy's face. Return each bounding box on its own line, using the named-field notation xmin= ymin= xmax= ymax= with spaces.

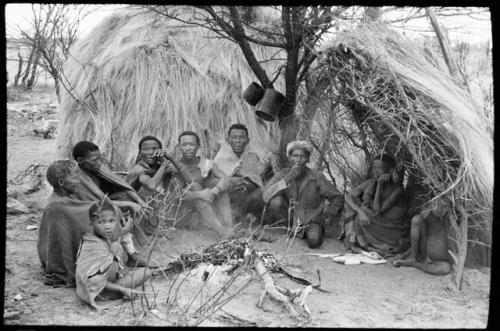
xmin=228 ymin=129 xmax=249 ymax=155
xmin=92 ymin=209 xmax=119 ymax=242
xmin=77 ymin=150 xmax=102 ymax=173
xmin=372 ymin=159 xmax=390 ymax=179
xmin=179 ymin=135 xmax=199 ymax=160
xmin=140 ymin=140 xmax=161 ymax=166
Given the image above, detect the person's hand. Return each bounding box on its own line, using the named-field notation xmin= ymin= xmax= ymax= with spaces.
xmin=361 ymin=206 xmax=377 ymax=218
xmin=358 ymin=210 xmax=371 ymax=226
xmin=285 ymin=165 xmax=303 ymax=183
xmin=233 ymin=177 xmax=249 ymax=192
xmin=127 ymin=202 xmax=142 ymax=214
xmin=121 ymin=211 xmax=134 ymax=232
xmin=198 ymin=188 xmax=216 ymax=203
xmin=127 ymin=202 xmax=152 ymax=218
xmin=377 ymin=173 xmax=391 ymax=184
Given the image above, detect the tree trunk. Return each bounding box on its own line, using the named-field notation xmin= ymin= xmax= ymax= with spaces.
xmin=13 ymin=52 xmax=24 ymax=87
xmin=450 ymin=201 xmax=468 ymax=290
xmin=21 ymin=47 xmax=35 ymax=87
xmin=54 ymin=75 xmax=61 ymax=103
xmin=26 ymin=47 xmax=42 ymax=90
xmin=425 ymin=7 xmax=460 ymax=80
xmin=278 ymin=112 xmax=299 ymax=167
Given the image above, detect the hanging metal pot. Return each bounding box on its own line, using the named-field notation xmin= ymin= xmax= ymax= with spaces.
xmin=242 ymin=82 xmax=265 ymax=106
xmin=255 ymin=88 xmax=285 ymax=122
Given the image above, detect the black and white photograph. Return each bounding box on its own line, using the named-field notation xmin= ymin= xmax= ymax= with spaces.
xmin=4 ymin=4 xmax=492 ymax=327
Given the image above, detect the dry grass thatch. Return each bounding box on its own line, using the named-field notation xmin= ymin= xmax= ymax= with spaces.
xmin=56 ymin=8 xmax=286 ymax=170
xmin=317 ymin=23 xmax=493 ymax=249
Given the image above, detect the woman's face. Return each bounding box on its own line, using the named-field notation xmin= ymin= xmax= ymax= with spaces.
xmin=140 ymin=140 xmax=161 ymax=166
xmin=372 ymin=159 xmax=390 ymax=179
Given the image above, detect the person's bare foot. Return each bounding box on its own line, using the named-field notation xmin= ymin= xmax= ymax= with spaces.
xmin=394 ymin=248 xmax=411 ymax=260
xmin=393 ymin=257 xmax=417 ymax=267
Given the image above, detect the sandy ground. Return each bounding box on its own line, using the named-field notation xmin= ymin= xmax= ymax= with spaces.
xmin=4 ymin=88 xmax=491 ymax=327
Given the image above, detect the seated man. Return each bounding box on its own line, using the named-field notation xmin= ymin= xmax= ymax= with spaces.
xmin=76 ymin=199 xmax=153 ymax=309
xmin=126 ymin=136 xmax=176 ymax=235
xmin=72 ymin=141 xmax=146 ymax=208
xmin=393 ymin=199 xmax=452 ymax=275
xmin=37 ymin=160 xmax=144 ymax=287
xmin=71 ymin=141 xmax=150 ymax=266
xmin=170 ymin=131 xmax=234 ymax=238
xmin=343 ymin=153 xmax=408 ymax=256
xmin=262 ymin=141 xmax=344 ymax=248
xmin=212 ymin=123 xmax=265 ymax=221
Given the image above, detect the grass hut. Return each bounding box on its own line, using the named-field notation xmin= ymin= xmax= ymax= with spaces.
xmin=56 ymin=8 xmax=285 ymax=170
xmin=312 ymin=22 xmax=492 ymax=283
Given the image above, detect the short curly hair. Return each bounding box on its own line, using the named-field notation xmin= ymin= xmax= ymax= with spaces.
xmin=72 ymin=141 xmax=99 ymax=160
xmin=227 ymin=123 xmax=249 ymax=137
xmin=88 ymin=198 xmax=116 ymax=221
xmin=138 ymin=136 xmax=162 ymax=150
xmin=46 ymin=160 xmax=78 ymax=188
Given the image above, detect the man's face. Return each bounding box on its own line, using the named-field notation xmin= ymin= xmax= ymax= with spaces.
xmin=179 ymin=135 xmax=199 ymax=160
xmin=372 ymin=159 xmax=389 ymax=179
xmin=140 ymin=140 xmax=161 ymax=166
xmin=60 ymin=167 xmax=81 ymax=193
xmin=289 ymin=149 xmax=309 ymax=170
xmin=77 ymin=149 xmax=102 ymax=172
xmin=228 ymin=129 xmax=249 ymax=155
xmin=92 ymin=209 xmax=119 ymax=242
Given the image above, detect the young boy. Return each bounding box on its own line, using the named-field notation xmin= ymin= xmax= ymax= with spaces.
xmin=75 ymin=199 xmax=152 ymax=309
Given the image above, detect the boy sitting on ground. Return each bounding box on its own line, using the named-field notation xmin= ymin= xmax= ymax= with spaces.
xmin=392 ymin=198 xmax=452 ymax=275
xmin=75 ymin=199 xmax=153 ymax=309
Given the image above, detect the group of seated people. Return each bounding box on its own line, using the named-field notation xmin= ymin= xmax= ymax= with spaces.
xmin=37 ymin=123 xmax=453 ymax=308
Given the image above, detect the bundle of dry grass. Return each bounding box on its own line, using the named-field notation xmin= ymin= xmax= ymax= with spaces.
xmin=318 ymin=23 xmax=492 ymax=267
xmin=56 ymin=8 xmax=285 ymax=170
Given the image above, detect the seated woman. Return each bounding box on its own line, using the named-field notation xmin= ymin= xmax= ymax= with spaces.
xmin=38 ymin=160 xmax=147 ymax=287
xmin=76 ymin=199 xmax=153 ymax=309
xmin=343 ymin=153 xmax=409 ymax=257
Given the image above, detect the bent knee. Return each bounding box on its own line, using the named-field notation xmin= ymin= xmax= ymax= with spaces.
xmin=269 ymin=195 xmax=286 ymax=211
xmin=306 ymin=223 xmax=324 ymax=249
xmin=411 ymin=215 xmax=424 ymax=226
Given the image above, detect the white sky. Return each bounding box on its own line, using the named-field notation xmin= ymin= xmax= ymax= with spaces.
xmin=4 ymin=4 xmax=492 ymax=45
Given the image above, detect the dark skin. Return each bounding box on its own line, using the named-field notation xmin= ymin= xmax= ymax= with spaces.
xmin=227 ymin=128 xmax=254 ymax=192
xmin=344 ymin=159 xmax=403 ymax=253
xmin=346 ymin=159 xmax=402 ymax=226
xmin=176 ymin=134 xmax=233 ymax=238
xmin=91 ymin=210 xmax=152 ymax=299
xmin=393 ymin=201 xmax=451 ymax=275
xmin=76 ymin=149 xmax=148 ymax=214
xmin=137 ymin=139 xmax=175 ymax=193
xmin=269 ymin=148 xmax=331 ymax=248
xmin=53 ymin=166 xmax=81 ymax=196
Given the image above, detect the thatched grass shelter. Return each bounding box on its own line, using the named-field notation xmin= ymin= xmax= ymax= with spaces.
xmin=311 ymin=23 xmax=493 ymax=272
xmin=57 ymin=7 xmax=492 ymax=283
xmin=56 ymin=9 xmax=286 ymax=170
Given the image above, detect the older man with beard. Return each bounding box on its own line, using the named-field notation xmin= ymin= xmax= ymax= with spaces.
xmin=262 ymin=141 xmax=344 ymax=248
